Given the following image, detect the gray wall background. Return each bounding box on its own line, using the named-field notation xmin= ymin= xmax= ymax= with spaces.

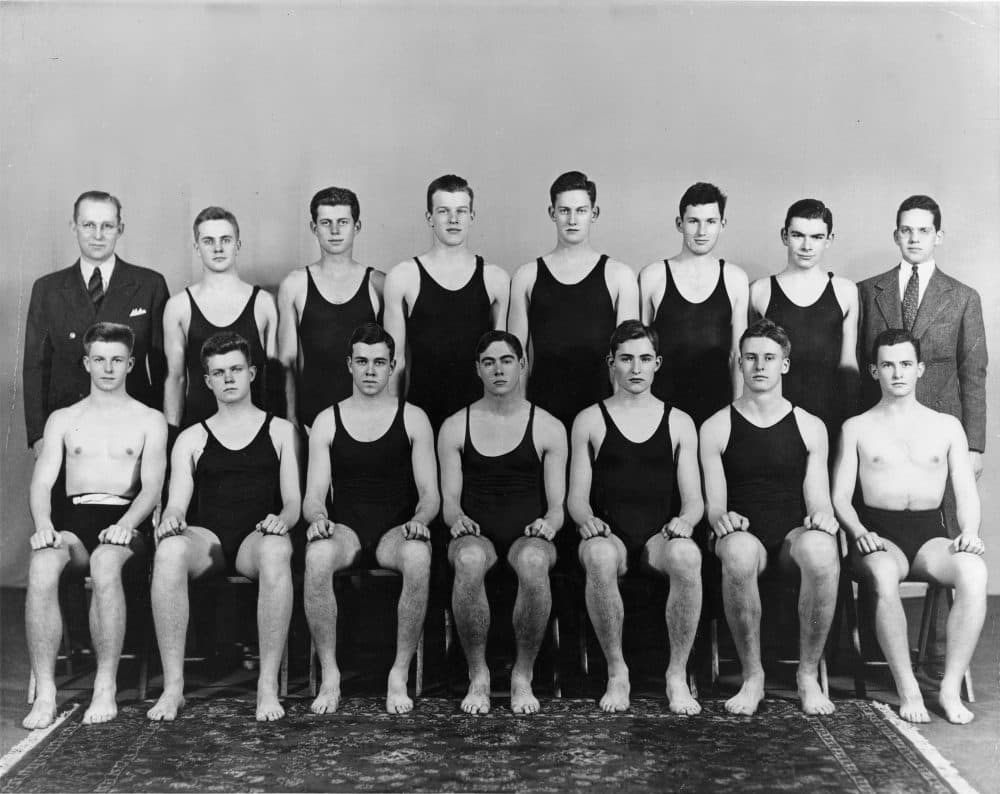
xmin=2 ymin=1 xmax=998 ymax=589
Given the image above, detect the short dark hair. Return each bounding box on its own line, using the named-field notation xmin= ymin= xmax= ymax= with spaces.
xmin=83 ymin=322 xmax=134 ymax=354
xmin=609 ymin=320 xmax=660 ymax=356
xmin=475 ymin=330 xmax=524 ymax=361
xmin=872 ymin=328 xmax=922 ymax=364
xmin=347 ymin=322 xmax=395 ymax=361
xmin=740 ymin=317 xmax=791 ymax=358
xmin=679 ymin=182 xmax=727 ymax=220
xmin=426 ymin=174 xmax=474 ymax=214
xmin=783 ymin=198 xmax=833 ymax=234
xmin=549 ymin=171 xmax=596 ymax=206
xmin=200 ymin=332 xmax=251 ymax=373
xmin=310 ymin=186 xmax=360 ymax=223
xmin=193 ymin=206 xmax=240 ymax=241
xmin=896 ymin=194 xmax=941 ymax=231
xmin=73 ymin=191 xmax=122 ymax=224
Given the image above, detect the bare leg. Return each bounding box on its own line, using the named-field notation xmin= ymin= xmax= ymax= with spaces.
xmin=509 ymin=537 xmax=555 ymax=715
xmin=378 ymin=528 xmax=431 ymax=714
xmin=784 ymin=529 xmax=839 ymax=716
xmin=303 ymin=527 xmax=359 ymax=714
xmin=579 ymin=535 xmax=629 ymax=712
xmin=716 ymin=532 xmax=767 ymax=716
xmin=237 ymin=532 xmax=293 ymax=722
xmin=449 ymin=536 xmax=496 ymax=715
xmin=646 ymin=536 xmax=702 ymax=715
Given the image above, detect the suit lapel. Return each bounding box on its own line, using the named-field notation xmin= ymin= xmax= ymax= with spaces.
xmin=911 ymin=268 xmax=953 ymax=340
xmin=59 ymin=260 xmax=98 ymax=323
xmin=99 ymin=260 xmax=140 ymax=320
xmin=873 ymin=268 xmax=902 ymax=328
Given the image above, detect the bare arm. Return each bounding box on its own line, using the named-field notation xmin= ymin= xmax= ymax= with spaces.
xmin=533 ymin=413 xmax=568 ymax=537
xmin=610 ymin=261 xmax=639 ymax=324
xmin=699 ymin=409 xmax=748 ymax=536
xmin=798 ymin=411 xmax=837 ymax=533
xmin=302 ymin=410 xmax=335 ymax=526
xmin=947 ymin=417 xmax=982 ymax=549
xmin=104 ymin=412 xmax=167 ymax=543
xmin=257 ymin=419 xmax=301 ymax=534
xmin=276 ymin=273 xmax=303 ymax=427
xmin=485 ymin=265 xmax=510 ymax=331
xmin=162 ymin=295 xmax=189 ymax=427
xmin=28 ymin=413 xmax=67 ymax=546
xmin=406 ymin=404 xmax=441 ymax=529
xmin=638 ymin=263 xmax=663 ymax=326
xmin=156 ymin=427 xmax=200 ymax=539
xmin=727 ymin=266 xmax=750 ymax=400
xmin=837 ymin=280 xmax=861 ymax=420
xmin=665 ymin=409 xmax=704 ymax=537
xmin=437 ymin=412 xmax=471 ymax=531
xmin=382 ymin=264 xmax=411 ymax=398
xmin=507 ymin=263 xmax=535 ymax=354
xmin=566 ymin=408 xmax=608 ymax=538
xmin=831 ymin=419 xmax=870 ymax=542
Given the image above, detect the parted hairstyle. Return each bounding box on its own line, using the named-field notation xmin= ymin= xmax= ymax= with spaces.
xmin=310 ymin=186 xmax=360 ymax=223
xmin=73 ymin=191 xmax=122 ymax=224
xmin=783 ymin=198 xmax=833 ymax=234
xmin=347 ymin=322 xmax=396 ymax=361
xmin=609 ymin=320 xmax=660 ymax=356
xmin=200 ymin=332 xmax=251 ymax=373
xmin=679 ymin=182 xmax=727 ymax=219
xmin=83 ymin=322 xmax=135 ymax=355
xmin=872 ymin=328 xmax=922 ymax=364
xmin=896 ymin=194 xmax=941 ymax=231
xmin=550 ymin=171 xmax=596 ymax=206
xmin=475 ymin=330 xmax=524 ymax=361
xmin=193 ymin=206 xmax=240 ymax=241
xmin=426 ymin=174 xmax=473 ymax=214
xmin=740 ymin=317 xmax=791 ymax=358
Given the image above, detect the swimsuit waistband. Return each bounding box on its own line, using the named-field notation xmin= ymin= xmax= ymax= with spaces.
xmin=860 ymin=504 xmax=942 ymax=520
xmin=68 ymin=493 xmax=132 ymax=507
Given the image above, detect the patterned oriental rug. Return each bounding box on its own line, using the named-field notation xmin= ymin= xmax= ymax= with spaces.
xmin=0 ymin=697 xmax=973 ymax=793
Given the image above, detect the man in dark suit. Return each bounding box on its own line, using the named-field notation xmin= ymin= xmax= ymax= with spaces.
xmin=858 ymin=194 xmax=987 ymax=527
xmin=23 ymin=191 xmax=169 ymax=456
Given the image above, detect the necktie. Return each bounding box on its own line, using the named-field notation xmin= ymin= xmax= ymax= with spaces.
xmin=901 ymin=265 xmax=919 ymax=331
xmin=88 ymin=266 xmax=104 ymax=307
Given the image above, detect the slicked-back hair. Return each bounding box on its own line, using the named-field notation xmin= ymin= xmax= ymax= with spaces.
xmin=310 ymin=186 xmax=360 ymax=223
xmin=549 ymin=171 xmax=596 ymax=206
xmin=740 ymin=317 xmax=791 ymax=358
xmin=896 ymin=194 xmax=941 ymax=231
xmin=475 ymin=330 xmax=524 ymax=361
xmin=872 ymin=328 xmax=922 ymax=364
xmin=347 ymin=322 xmax=396 ymax=361
xmin=193 ymin=206 xmax=240 ymax=242
xmin=426 ymin=174 xmax=474 ymax=214
xmin=609 ymin=320 xmax=660 ymax=357
xmin=73 ymin=191 xmax=122 ymax=224
xmin=783 ymin=198 xmax=833 ymax=234
xmin=679 ymin=182 xmax=727 ymax=219
xmin=83 ymin=321 xmax=135 ymax=354
xmin=200 ymin=332 xmax=251 ymax=373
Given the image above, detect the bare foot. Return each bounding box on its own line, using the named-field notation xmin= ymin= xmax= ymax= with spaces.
xmin=461 ymin=671 xmax=491 ymax=715
xmin=147 ymin=691 xmax=185 ymax=721
xmin=938 ymin=687 xmax=974 ymax=725
xmin=310 ymin=684 xmax=341 ymax=715
xmin=797 ymin=672 xmax=835 ymax=716
xmin=386 ymin=666 xmax=413 ymax=715
xmin=510 ymin=670 xmax=539 ymax=715
xmin=256 ymin=689 xmax=285 ymax=722
xmin=82 ymin=687 xmax=118 ymax=725
xmin=725 ymin=673 xmax=764 ymax=716
xmin=599 ymin=674 xmax=630 ymax=713
xmin=22 ymin=699 xmax=57 ymax=730
xmin=666 ymin=672 xmax=701 ymax=715
xmin=898 ymin=684 xmax=930 ymax=723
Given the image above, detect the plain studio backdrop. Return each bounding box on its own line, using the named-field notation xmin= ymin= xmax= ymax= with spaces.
xmin=1 ymin=1 xmax=997 ymax=589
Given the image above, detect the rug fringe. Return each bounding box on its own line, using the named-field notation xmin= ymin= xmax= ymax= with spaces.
xmin=870 ymin=701 xmax=980 ymax=794
xmin=0 ymin=703 xmax=80 ymax=780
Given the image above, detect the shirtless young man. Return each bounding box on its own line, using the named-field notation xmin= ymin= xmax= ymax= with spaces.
xmin=438 ymin=331 xmax=568 ymax=715
xmin=833 ymin=329 xmax=986 ymax=724
xmin=700 ymin=318 xmax=840 ymax=717
xmin=639 ymin=182 xmax=749 ymax=427
xmin=147 ymin=332 xmax=300 ymax=723
xmin=303 ymin=323 xmax=439 ymax=715
xmin=382 ymin=175 xmax=509 ymax=431
xmin=163 ymin=207 xmax=278 ymax=430
xmin=277 ymin=187 xmax=384 ymax=431
xmin=749 ymin=199 xmax=859 ymax=441
xmin=509 ymin=171 xmax=639 ymax=429
xmin=24 ymin=322 xmax=166 ymax=729
xmin=568 ymin=321 xmax=704 ymax=714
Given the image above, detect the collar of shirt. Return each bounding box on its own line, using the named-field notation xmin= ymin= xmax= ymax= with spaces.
xmin=79 ymin=255 xmax=117 ymax=293
xmin=897 ymin=259 xmax=935 ymax=307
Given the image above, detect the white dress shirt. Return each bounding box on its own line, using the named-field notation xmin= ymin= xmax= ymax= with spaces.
xmin=79 ymin=255 xmax=117 ymax=293
xmin=897 ymin=259 xmax=935 ymax=308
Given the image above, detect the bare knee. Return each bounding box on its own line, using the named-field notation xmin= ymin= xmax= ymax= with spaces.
xmin=453 ymin=541 xmax=490 ymax=582
xmin=399 ymin=539 xmax=431 ymax=580
xmin=582 ymin=537 xmax=620 ymax=582
xmin=855 ymin=554 xmax=901 ymax=597
xmin=952 ymin=554 xmax=988 ymax=596
xmin=511 ymin=543 xmax=551 ymax=584
xmin=717 ymin=534 xmax=760 ymax=583
xmin=792 ymin=532 xmax=839 ymax=579
xmin=28 ymin=550 xmax=68 ymax=591
xmin=153 ymin=535 xmax=190 ymax=578
xmin=662 ymin=538 xmax=702 ymax=582
xmin=257 ymin=535 xmax=292 ymax=581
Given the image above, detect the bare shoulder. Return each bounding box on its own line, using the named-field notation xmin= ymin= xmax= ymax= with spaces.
xmin=402 ymin=402 xmax=432 ymax=435
xmin=605 ymin=257 xmax=634 ymax=281
xmin=386 ymin=258 xmax=418 ymax=282
xmin=639 ymin=260 xmax=667 ymax=285
xmin=699 ymin=406 xmax=731 ymax=446
xmin=668 ymin=405 xmax=697 ymax=439
xmin=534 ymin=406 xmax=568 ymax=443
xmin=437 ymin=409 xmax=464 ymax=445
xmin=831 ymin=275 xmax=858 ymax=305
xmin=268 ymin=414 xmax=296 ymax=440
xmin=512 ymin=260 xmax=538 ymax=287
xmin=254 ymin=285 xmax=278 ymax=311
xmin=483 ymin=263 xmax=511 ymax=292
xmin=176 ymin=422 xmax=208 ymax=453
xmin=722 ymin=261 xmax=749 ymax=285
xmin=840 ymin=413 xmax=866 ymax=438
xmin=136 ymin=402 xmax=168 ymax=430
xmin=793 ymin=406 xmax=827 ymax=444
xmin=369 ymin=269 xmax=387 ymax=291
xmin=278 ymin=266 xmax=308 ymax=292
xmin=164 ymin=290 xmax=191 ymax=318
xmin=572 ymin=403 xmax=602 ymax=435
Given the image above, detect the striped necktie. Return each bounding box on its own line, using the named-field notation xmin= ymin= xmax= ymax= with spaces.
xmin=901 ymin=265 xmax=919 ymax=331
xmin=88 ymin=266 xmax=104 ymax=307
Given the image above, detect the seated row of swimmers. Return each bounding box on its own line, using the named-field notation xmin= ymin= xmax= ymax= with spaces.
xmin=23 ymin=316 xmax=986 ymax=734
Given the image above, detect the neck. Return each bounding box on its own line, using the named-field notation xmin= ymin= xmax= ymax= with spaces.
xmin=316 ymin=250 xmax=358 ymax=269
xmin=877 ymin=391 xmax=920 ymax=413
xmin=673 ymin=248 xmax=718 ymax=266
xmin=780 ymin=264 xmax=826 ymax=279
xmin=608 ymin=386 xmax=654 ymax=407
xmin=200 ymin=268 xmax=243 ymax=288
xmin=740 ymin=385 xmax=786 ymax=412
xmin=481 ymin=390 xmax=525 ymax=415
xmin=349 ymin=389 xmax=396 ymax=409
xmin=80 ymin=251 xmax=114 ymax=269
xmin=552 ymin=238 xmax=596 ymax=259
xmin=213 ymin=397 xmax=258 ymax=420
xmin=428 ymin=238 xmax=472 ymax=261
xmin=87 ymin=386 xmax=129 ymax=407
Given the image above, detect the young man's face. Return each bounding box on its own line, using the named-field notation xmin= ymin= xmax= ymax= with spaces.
xmin=894 ymin=208 xmax=942 ymax=266
xmin=739 ymin=336 xmax=789 ymax=393
xmin=608 ymin=337 xmax=660 ymax=395
xmin=781 ymin=216 xmax=832 ymax=270
xmin=195 ymin=219 xmax=240 ymax=273
xmin=872 ymin=341 xmax=924 ymax=398
xmin=312 ymin=204 xmax=359 ymax=257
xmin=83 ymin=340 xmax=134 ymax=392
xmin=203 ymin=350 xmax=255 ymax=403
xmin=476 ymin=341 xmax=524 ymax=397
xmin=550 ymin=189 xmax=597 ymax=246
xmin=73 ymin=199 xmax=123 ymax=263
xmin=427 ymin=190 xmax=473 ymax=247
xmin=348 ymin=342 xmax=394 ymax=396
xmin=677 ymin=202 xmax=724 ymax=256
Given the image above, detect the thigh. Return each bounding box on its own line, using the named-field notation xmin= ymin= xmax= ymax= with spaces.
xmin=235 ymin=530 xmax=292 ymax=580
xmin=376 ymin=525 xmax=431 ymax=572
xmin=51 ymin=530 xmax=91 ymax=575
xmin=173 ymin=525 xmax=227 ymax=581
xmin=848 ymin=536 xmax=908 ymax=584
xmin=507 ymin=535 xmax=556 ymax=571
xmin=909 ymin=537 xmax=986 ymax=587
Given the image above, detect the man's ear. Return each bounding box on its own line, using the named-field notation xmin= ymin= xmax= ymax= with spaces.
xmin=781 ymin=357 xmax=791 ymax=374
xmin=675 ymin=216 xmax=683 ymax=232
xmin=870 ymin=364 xmax=879 ymax=381
xmin=126 ymin=356 xmax=135 ymax=374
xmin=916 ymin=361 xmax=926 ymax=378
xmin=780 ymin=228 xmax=789 ymax=245
xmin=592 ymin=205 xmax=600 ymax=221
xmin=248 ymin=364 xmax=256 ymax=382
xmin=548 ymin=206 xmax=557 ymax=222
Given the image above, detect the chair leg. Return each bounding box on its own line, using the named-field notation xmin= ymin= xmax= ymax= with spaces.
xmin=443 ymin=607 xmax=453 ymax=695
xmin=578 ymin=607 xmax=589 ymax=676
xmin=846 ymin=582 xmax=866 ymax=699
xmin=710 ymin=619 xmax=720 ymax=687
xmin=940 ymin=588 xmax=975 ymax=702
xmin=550 ymin=615 xmax=561 ymax=698
xmin=138 ymin=619 xmax=152 ymax=701
xmin=819 ymin=656 xmax=829 ymax=698
xmin=279 ymin=639 xmax=289 ymax=698
xmin=916 ymin=584 xmax=937 ymax=667
xmin=308 ymin=639 xmax=317 ymax=698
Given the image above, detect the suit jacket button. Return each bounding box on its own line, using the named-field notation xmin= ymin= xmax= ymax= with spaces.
xmin=69 ymin=332 xmax=76 ymax=339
